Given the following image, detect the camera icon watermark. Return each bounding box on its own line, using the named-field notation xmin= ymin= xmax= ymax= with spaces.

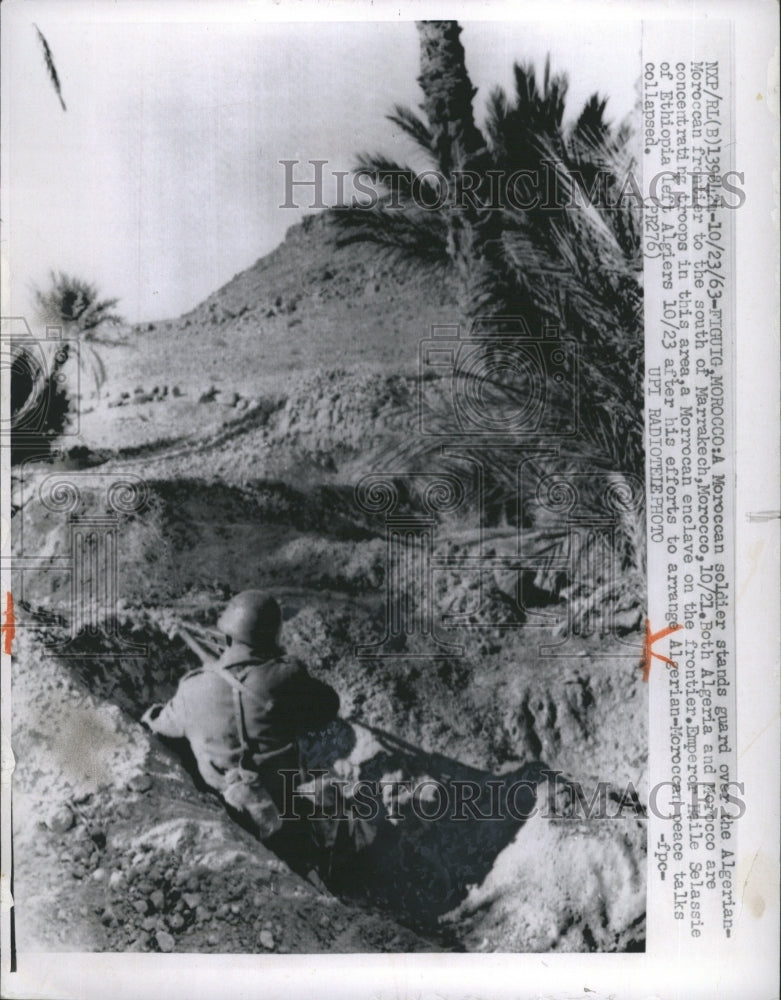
xmin=1 ymin=316 xmax=80 ymax=449
xmin=418 ymin=316 xmax=579 ymax=439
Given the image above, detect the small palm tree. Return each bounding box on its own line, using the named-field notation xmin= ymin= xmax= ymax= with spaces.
xmin=33 ymin=270 xmax=125 ymax=394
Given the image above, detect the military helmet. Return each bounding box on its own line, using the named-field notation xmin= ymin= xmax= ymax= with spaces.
xmin=218 ymin=590 xmax=282 ymax=647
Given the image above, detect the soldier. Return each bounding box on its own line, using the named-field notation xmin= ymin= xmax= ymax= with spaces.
xmin=141 ymin=590 xmax=340 ymax=870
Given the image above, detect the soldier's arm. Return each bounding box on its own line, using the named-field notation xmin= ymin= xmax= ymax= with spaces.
xmin=141 ymin=684 xmax=188 ymax=738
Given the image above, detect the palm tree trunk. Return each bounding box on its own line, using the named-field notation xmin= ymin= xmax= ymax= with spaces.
xmin=415 ymin=21 xmax=504 ymax=319
xmin=415 ymin=21 xmax=485 ymax=174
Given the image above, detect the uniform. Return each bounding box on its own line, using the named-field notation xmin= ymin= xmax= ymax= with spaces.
xmin=143 ymin=592 xmax=344 ymax=869
xmin=147 ymin=644 xmax=339 ymax=809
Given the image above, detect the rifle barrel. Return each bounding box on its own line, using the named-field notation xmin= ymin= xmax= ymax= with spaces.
xmin=177 ymin=625 xmax=219 ymax=664
xmin=186 ymin=623 xmax=224 ymax=646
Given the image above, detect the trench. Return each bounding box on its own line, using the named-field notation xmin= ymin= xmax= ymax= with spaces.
xmin=22 ymin=616 xmax=554 ymax=949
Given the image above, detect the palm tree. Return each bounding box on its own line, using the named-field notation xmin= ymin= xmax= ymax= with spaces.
xmin=33 ymin=270 xmax=125 ymax=395
xmin=34 ymin=271 xmax=122 ymax=333
xmin=332 ymin=20 xmax=645 ymax=621
xmin=335 ymin=23 xmax=641 ymax=418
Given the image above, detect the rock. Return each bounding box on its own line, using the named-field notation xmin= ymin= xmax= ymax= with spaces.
xmin=133 ymin=899 xmax=149 ymax=915
xmin=92 ymin=867 xmax=106 ymax=882
xmin=150 ymin=890 xmax=165 ymax=912
xmin=199 ymin=387 xmax=219 ymax=404
xmin=230 ymin=903 xmax=241 ymax=915
xmin=129 ymin=774 xmax=152 ymax=793
xmin=166 ymin=913 xmax=185 ymax=931
xmin=46 ymin=806 xmax=74 ymax=834
xmin=206 ymin=933 xmax=219 ymax=946
xmin=182 ymin=893 xmax=201 ymax=910
xmin=259 ymin=930 xmax=275 ymax=950
xmin=142 ymin=917 xmax=158 ymax=932
xmin=156 ymin=930 xmax=175 ymax=953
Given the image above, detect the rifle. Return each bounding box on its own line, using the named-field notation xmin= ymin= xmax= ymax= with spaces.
xmin=175 ymin=622 xmax=225 ymax=664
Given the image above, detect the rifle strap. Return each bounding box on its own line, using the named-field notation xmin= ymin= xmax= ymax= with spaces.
xmin=216 ymin=663 xmax=257 ymax=768
xmin=217 ymin=662 xmax=300 ymax=777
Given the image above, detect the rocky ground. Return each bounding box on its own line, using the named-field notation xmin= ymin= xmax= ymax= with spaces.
xmin=10 ymin=211 xmax=647 ymax=954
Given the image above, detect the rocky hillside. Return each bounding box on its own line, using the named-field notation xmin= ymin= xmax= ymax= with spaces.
xmin=10 ymin=209 xmax=647 ymax=955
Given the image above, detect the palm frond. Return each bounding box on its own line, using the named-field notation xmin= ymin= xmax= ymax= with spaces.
xmin=386 ymin=104 xmax=434 ymax=155
xmin=571 ymin=93 xmax=611 ymax=149
xmin=328 ymin=204 xmax=449 ymax=274
xmin=351 ymin=154 xmax=441 ymax=205
xmin=512 ymin=58 xmax=568 ymax=138
xmin=484 ymin=86 xmax=511 ymax=158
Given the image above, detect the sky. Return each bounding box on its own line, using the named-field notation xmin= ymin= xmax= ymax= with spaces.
xmin=2 ymin=3 xmax=641 ymax=324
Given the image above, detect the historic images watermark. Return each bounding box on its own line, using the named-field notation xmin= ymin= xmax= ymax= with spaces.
xmin=279 ymin=159 xmax=746 ymax=212
xmin=275 ymin=768 xmax=746 ymax=824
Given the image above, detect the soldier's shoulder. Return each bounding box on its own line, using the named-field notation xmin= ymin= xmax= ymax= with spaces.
xmin=242 ymin=653 xmax=307 ymax=682
xmin=179 ymin=666 xmax=210 ymax=685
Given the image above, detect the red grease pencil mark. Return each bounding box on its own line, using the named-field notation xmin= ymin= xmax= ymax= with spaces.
xmin=2 ymin=592 xmax=15 ymax=655
xmin=640 ymin=618 xmax=683 ymax=682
